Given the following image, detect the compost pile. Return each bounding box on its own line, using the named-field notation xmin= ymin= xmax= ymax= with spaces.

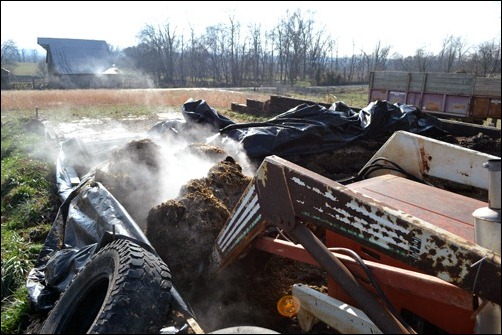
xmin=94 ymin=139 xmax=166 ymax=230
xmin=455 ymin=132 xmax=501 ymax=155
xmin=145 ymin=155 xmax=251 ymax=287
xmin=94 ymin=137 xmax=331 ymax=333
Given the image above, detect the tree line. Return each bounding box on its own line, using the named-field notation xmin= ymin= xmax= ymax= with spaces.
xmin=2 ymin=9 xmax=501 ymax=88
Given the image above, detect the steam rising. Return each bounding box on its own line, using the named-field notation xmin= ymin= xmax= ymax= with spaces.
xmin=55 ymin=107 xmax=268 ymax=331
xmin=64 ymin=111 xmax=256 ymax=231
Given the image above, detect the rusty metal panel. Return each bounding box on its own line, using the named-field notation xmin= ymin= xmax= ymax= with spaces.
xmin=405 ymin=91 xmax=421 ymax=106
xmin=387 ymin=91 xmax=406 ymax=104
xmin=421 ymin=93 xmax=444 ymax=112
xmin=444 ymin=95 xmax=471 ymax=116
xmin=254 ymin=235 xmax=473 ymax=311
xmin=346 ymin=174 xmax=485 ymax=243
xmin=489 ymin=98 xmax=502 ymax=118
xmin=265 ymin=156 xmax=500 ymax=304
xmin=212 ymin=154 xmax=501 ymax=304
xmin=369 ymin=89 xmax=388 ymax=102
xmin=472 ymin=97 xmax=502 ymax=119
xmin=369 ymin=71 xmax=501 ymax=120
xmin=472 ymin=97 xmax=491 ymax=118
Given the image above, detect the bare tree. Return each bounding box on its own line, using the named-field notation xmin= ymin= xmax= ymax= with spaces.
xmin=307 ymin=25 xmax=333 ymax=85
xmin=392 ymin=53 xmax=414 ymax=72
xmin=248 ymin=24 xmax=262 ymax=87
xmin=227 ymin=16 xmax=241 ymax=86
xmin=138 ymin=24 xmax=165 ymax=84
xmin=438 ymin=35 xmax=467 ymax=72
xmin=414 ymin=47 xmax=430 ymax=72
xmin=121 ymin=8 xmax=501 ymax=88
xmin=275 ymin=9 xmax=324 ymax=85
xmin=179 ymin=35 xmax=185 ymax=86
xmin=161 ymin=23 xmax=179 ymax=85
xmin=187 ymin=26 xmax=202 ymax=85
xmin=263 ymin=30 xmax=276 ymax=83
xmin=361 ymin=41 xmax=391 ymax=81
xmin=285 ymin=9 xmax=306 ymax=85
xmin=474 ymin=40 xmax=501 ymax=77
xmin=1 ymin=40 xmax=21 ymax=68
xmin=138 ymin=22 xmax=180 ymax=86
xmin=373 ymin=42 xmax=391 ymax=71
xmin=203 ymin=24 xmax=227 ymax=85
xmin=30 ymin=49 xmax=42 ymax=63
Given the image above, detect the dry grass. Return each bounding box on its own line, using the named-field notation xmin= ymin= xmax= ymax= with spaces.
xmin=1 ymin=88 xmax=278 ymax=125
xmin=1 ymin=87 xmax=371 ymax=125
xmin=1 ymin=88 xmax=271 ymax=111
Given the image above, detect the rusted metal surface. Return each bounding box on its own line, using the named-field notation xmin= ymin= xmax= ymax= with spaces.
xmin=359 ymin=131 xmax=500 ymax=190
xmin=472 ymin=97 xmax=501 ymax=119
xmin=253 ymin=236 xmax=474 ymax=334
xmin=254 ymin=235 xmax=473 ymax=311
xmin=346 ymin=174 xmax=486 ymax=242
xmin=284 ymin=221 xmax=410 ymax=333
xmin=368 ymin=71 xmax=501 ymax=119
xmin=213 ymin=160 xmax=411 ymax=333
xmin=209 ymin=182 xmax=266 ymax=271
xmin=266 ymin=155 xmax=500 ymax=304
xmin=212 ymin=155 xmax=500 ymax=305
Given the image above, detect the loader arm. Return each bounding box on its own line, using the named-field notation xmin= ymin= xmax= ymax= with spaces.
xmin=209 ymin=155 xmax=500 ymax=307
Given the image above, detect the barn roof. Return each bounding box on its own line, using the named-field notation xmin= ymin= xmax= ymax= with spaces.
xmin=38 ymin=37 xmax=112 ymax=75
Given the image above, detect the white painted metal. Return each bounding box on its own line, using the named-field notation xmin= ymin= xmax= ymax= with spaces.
xmin=292 ymin=284 xmax=382 ymax=334
xmin=473 ymin=159 xmax=501 ymax=334
xmin=360 ymin=131 xmax=500 ymax=190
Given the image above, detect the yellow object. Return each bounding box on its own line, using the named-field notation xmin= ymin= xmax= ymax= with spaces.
xmin=277 ymin=295 xmax=300 ymax=317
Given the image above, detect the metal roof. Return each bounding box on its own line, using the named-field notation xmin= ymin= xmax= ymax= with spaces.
xmin=38 ymin=37 xmax=111 ymax=75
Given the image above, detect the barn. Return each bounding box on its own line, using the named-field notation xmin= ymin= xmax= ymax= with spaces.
xmin=37 ymin=37 xmax=116 ymax=88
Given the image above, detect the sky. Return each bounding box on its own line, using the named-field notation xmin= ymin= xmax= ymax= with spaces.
xmin=1 ymin=1 xmax=501 ymax=58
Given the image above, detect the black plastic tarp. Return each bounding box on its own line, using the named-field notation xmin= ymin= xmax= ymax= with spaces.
xmin=26 ymin=97 xmax=447 ymax=316
xmin=27 ymin=138 xmax=194 ymax=316
xmin=160 ymin=98 xmax=447 ymax=161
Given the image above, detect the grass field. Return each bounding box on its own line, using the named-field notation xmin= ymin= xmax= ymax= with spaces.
xmin=1 ymin=86 xmax=369 ymax=123
xmin=5 ymin=62 xmax=39 ymax=76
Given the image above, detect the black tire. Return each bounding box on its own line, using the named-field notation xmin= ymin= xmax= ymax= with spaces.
xmin=39 ymin=239 xmax=174 ymax=334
